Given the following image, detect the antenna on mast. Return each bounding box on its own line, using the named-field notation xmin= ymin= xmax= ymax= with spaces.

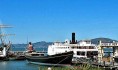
xmin=27 ymin=36 xmax=29 ymax=44
xmin=25 ymin=36 xmax=29 ymax=51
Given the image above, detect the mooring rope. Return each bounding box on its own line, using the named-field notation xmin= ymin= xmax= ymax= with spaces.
xmin=57 ymin=55 xmax=70 ymax=64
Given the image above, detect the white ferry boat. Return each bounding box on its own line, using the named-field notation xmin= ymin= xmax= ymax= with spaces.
xmin=48 ymin=33 xmax=98 ymax=60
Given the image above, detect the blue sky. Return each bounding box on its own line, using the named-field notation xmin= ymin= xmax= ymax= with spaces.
xmin=0 ymin=0 xmax=118 ymax=43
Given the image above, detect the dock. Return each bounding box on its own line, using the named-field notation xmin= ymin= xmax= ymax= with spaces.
xmin=71 ymin=41 xmax=118 ymax=70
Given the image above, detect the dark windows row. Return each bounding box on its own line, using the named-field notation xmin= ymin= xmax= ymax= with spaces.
xmin=77 ymin=51 xmax=85 ymax=55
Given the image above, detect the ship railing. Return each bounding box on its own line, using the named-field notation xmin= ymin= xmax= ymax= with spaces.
xmin=10 ymin=51 xmax=47 ymax=56
xmin=70 ymin=46 xmax=97 ymax=49
xmin=101 ymin=43 xmax=118 ymax=46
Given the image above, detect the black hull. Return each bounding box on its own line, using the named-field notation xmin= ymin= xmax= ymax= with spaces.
xmin=25 ymin=51 xmax=73 ymax=65
xmin=0 ymin=57 xmax=9 ymax=61
xmin=15 ymin=56 xmax=26 ymax=60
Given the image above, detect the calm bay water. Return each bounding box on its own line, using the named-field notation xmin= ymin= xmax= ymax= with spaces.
xmin=0 ymin=61 xmax=39 ymax=70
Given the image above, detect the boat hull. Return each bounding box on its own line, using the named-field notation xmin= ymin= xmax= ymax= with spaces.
xmin=0 ymin=57 xmax=9 ymax=61
xmin=25 ymin=51 xmax=73 ymax=65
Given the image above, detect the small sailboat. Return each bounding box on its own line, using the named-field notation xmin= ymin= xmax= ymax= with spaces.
xmin=25 ymin=42 xmax=73 ymax=66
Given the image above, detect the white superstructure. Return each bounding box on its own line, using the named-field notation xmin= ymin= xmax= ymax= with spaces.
xmin=48 ymin=33 xmax=98 ymax=59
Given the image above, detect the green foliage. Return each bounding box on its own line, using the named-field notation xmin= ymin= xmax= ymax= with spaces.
xmin=79 ymin=64 xmax=103 ymax=70
xmin=39 ymin=64 xmax=103 ymax=70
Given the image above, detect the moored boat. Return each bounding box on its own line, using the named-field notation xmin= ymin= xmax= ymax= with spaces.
xmin=0 ymin=45 xmax=10 ymax=60
xmin=48 ymin=33 xmax=98 ymax=62
xmin=25 ymin=51 xmax=73 ymax=66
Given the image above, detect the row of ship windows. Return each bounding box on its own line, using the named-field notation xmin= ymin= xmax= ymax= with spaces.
xmin=71 ymin=46 xmax=95 ymax=49
xmin=56 ymin=46 xmax=95 ymax=49
xmin=56 ymin=47 xmax=70 ymax=49
xmin=76 ymin=51 xmax=98 ymax=56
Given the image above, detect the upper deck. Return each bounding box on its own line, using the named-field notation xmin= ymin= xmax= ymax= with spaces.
xmin=50 ymin=39 xmax=97 ymax=49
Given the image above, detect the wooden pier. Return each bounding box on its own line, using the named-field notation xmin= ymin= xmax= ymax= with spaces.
xmin=72 ymin=41 xmax=118 ymax=70
xmin=97 ymin=41 xmax=118 ymax=70
xmin=98 ymin=41 xmax=118 ymax=64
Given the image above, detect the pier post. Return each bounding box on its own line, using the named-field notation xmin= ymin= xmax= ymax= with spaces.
xmin=98 ymin=40 xmax=102 ymax=64
xmin=112 ymin=57 xmax=114 ymax=66
xmin=103 ymin=61 xmax=105 ymax=69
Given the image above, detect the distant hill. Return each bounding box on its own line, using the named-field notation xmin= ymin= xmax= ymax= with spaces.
xmin=12 ymin=41 xmax=53 ymax=48
xmin=33 ymin=41 xmax=53 ymax=48
xmin=91 ymin=38 xmax=118 ymax=44
xmin=12 ymin=38 xmax=118 ymax=48
xmin=12 ymin=43 xmax=27 ymax=48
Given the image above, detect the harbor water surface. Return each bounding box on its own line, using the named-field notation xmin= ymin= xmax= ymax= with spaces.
xmin=0 ymin=61 xmax=39 ymax=70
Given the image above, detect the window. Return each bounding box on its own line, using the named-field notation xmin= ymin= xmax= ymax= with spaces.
xmin=87 ymin=51 xmax=98 ymax=57
xmin=79 ymin=47 xmax=81 ymax=49
xmin=77 ymin=51 xmax=80 ymax=55
xmin=72 ymin=46 xmax=74 ymax=49
xmin=81 ymin=52 xmax=85 ymax=55
xmin=93 ymin=51 xmax=98 ymax=55
xmin=77 ymin=51 xmax=85 ymax=55
xmin=89 ymin=46 xmax=94 ymax=49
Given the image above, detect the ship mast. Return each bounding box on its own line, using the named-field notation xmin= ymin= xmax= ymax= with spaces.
xmin=0 ymin=22 xmax=15 ymax=53
xmin=0 ymin=24 xmax=14 ymax=44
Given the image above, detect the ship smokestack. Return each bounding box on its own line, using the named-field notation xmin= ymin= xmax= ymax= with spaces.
xmin=72 ymin=32 xmax=75 ymax=44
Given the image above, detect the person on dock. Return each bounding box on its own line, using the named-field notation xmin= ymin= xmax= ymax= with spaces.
xmin=27 ymin=42 xmax=34 ymax=53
